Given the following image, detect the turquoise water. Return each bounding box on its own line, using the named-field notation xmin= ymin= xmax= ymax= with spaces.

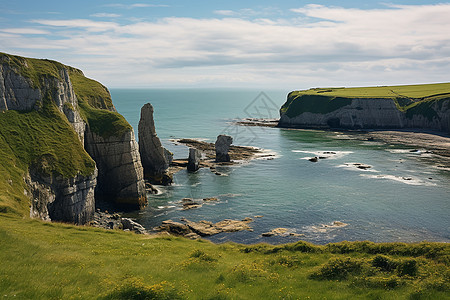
xmin=111 ymin=89 xmax=450 ymax=245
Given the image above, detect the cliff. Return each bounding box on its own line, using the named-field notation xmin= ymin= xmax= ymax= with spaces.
xmin=278 ymin=83 xmax=450 ymax=133
xmin=0 ymin=52 xmax=146 ymax=223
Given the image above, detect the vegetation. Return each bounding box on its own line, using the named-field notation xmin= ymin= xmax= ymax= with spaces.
xmin=68 ymin=69 xmax=114 ymax=110
xmin=0 ymin=216 xmax=449 ymax=299
xmin=281 ymin=83 xmax=450 ymax=120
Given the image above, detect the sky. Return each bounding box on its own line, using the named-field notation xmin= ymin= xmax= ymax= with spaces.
xmin=0 ymin=0 xmax=449 ymax=90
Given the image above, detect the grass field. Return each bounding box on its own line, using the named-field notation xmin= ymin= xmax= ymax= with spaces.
xmin=288 ymin=83 xmax=450 ymax=100
xmin=0 ymin=215 xmax=449 ymax=299
xmin=281 ymin=82 xmax=450 ymax=119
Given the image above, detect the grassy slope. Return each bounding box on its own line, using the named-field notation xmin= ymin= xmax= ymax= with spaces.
xmin=68 ymin=69 xmax=132 ymax=138
xmin=0 ymin=216 xmax=448 ymax=299
xmin=281 ymin=83 xmax=450 ymax=118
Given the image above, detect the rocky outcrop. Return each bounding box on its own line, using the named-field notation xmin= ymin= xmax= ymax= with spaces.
xmin=0 ymin=61 xmax=87 ymax=143
xmin=85 ymin=128 xmax=147 ymax=208
xmin=187 ymin=148 xmax=201 ymax=172
xmin=138 ymin=103 xmax=172 ymax=185
xmin=0 ymin=52 xmax=149 ymax=223
xmin=215 ymin=135 xmax=233 ymax=162
xmin=279 ymin=95 xmax=450 ymax=133
xmin=26 ymin=168 xmax=97 ymax=224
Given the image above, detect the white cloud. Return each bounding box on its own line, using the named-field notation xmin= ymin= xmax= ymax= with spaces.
xmin=0 ymin=28 xmax=49 ymax=35
xmin=90 ymin=13 xmax=121 ymax=18
xmin=2 ymin=4 xmax=449 ymax=88
xmin=105 ymin=3 xmax=169 ymax=9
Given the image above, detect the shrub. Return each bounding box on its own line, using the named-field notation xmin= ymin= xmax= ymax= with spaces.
xmin=310 ymin=257 xmax=363 ymax=280
xmin=372 ymin=255 xmax=399 ymax=272
xmin=397 ymin=259 xmax=418 ymax=277
xmin=102 ymin=278 xmax=182 ymax=300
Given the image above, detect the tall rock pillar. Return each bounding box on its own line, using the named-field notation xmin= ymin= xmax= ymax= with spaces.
xmin=138 ymin=103 xmax=173 ymax=185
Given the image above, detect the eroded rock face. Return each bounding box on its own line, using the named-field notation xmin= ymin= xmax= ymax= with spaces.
xmin=187 ymin=148 xmax=201 ymax=172
xmin=138 ymin=103 xmax=172 ymax=184
xmin=215 ymin=135 xmax=233 ymax=162
xmin=85 ymin=128 xmax=147 ymax=207
xmin=27 ymin=168 xmax=97 ymax=224
xmin=279 ymin=97 xmax=450 ymax=132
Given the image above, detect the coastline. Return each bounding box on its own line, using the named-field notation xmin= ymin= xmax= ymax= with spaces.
xmin=237 ymin=118 xmax=450 ymax=167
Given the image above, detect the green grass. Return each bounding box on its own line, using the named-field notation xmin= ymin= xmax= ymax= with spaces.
xmin=77 ymin=99 xmax=132 ymax=139
xmin=0 ymin=100 xmax=96 ymax=216
xmin=288 ymin=83 xmax=450 ymax=100
xmin=0 ymin=215 xmax=448 ymax=299
xmin=281 ymin=83 xmax=450 ymax=120
xmin=69 ymin=69 xmax=114 ymax=110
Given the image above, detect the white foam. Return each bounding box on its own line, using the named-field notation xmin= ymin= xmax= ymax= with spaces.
xmin=360 ymin=174 xmax=437 ymax=186
xmin=292 ymin=150 xmax=353 ymax=160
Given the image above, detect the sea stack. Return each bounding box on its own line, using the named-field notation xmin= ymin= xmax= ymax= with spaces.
xmin=187 ymin=148 xmax=201 ymax=172
xmin=215 ymin=135 xmax=233 ymax=162
xmin=138 ymin=103 xmax=173 ymax=185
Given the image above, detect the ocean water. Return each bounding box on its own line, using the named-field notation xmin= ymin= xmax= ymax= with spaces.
xmin=110 ymin=88 xmax=450 ymax=245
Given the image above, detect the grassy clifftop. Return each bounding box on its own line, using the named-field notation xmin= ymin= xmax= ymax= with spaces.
xmin=281 ymin=82 xmax=450 ymax=118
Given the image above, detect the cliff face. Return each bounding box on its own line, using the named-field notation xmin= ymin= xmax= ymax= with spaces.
xmin=85 ymin=129 xmax=146 ymax=207
xmin=279 ymin=85 xmax=450 ymax=133
xmin=27 ymin=168 xmax=97 ymax=224
xmin=0 ymin=52 xmax=146 ymax=223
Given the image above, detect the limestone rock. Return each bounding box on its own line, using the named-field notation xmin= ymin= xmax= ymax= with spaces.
xmin=187 ymin=148 xmax=201 ymax=172
xmin=26 ymin=168 xmax=97 ymax=225
xmin=156 ymin=220 xmax=192 ymax=236
xmin=182 ymin=217 xmax=253 ymax=236
xmin=85 ymin=128 xmax=147 ymax=208
xmin=215 ymin=135 xmax=233 ymax=162
xmin=121 ymin=218 xmax=147 ymax=234
xmin=138 ymin=103 xmax=172 ymax=185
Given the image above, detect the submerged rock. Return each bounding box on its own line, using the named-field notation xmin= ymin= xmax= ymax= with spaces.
xmin=138 ymin=103 xmax=172 ymax=185
xmin=215 ymin=135 xmax=233 ymax=162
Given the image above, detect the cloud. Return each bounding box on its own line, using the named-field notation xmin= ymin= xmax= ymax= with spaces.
xmin=0 ymin=28 xmax=49 ymax=35
xmin=90 ymin=13 xmax=121 ymax=18
xmin=105 ymin=3 xmax=169 ymax=9
xmin=2 ymin=4 xmax=449 ymax=88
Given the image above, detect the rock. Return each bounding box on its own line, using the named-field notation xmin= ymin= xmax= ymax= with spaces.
xmin=215 ymin=135 xmax=233 ymax=162
xmin=138 ymin=103 xmax=172 ymax=185
xmin=203 ymin=197 xmax=218 ymax=202
xmin=309 ymin=157 xmax=319 ymax=162
xmin=187 ymin=148 xmax=201 ymax=172
xmin=262 ymin=228 xmax=288 ymax=237
xmin=184 ymin=232 xmax=200 ymax=240
xmin=26 ymin=168 xmax=97 ymax=225
xmin=156 ymin=220 xmax=192 ymax=236
xmin=85 ymin=129 xmax=147 ymax=208
xmin=182 ymin=218 xmax=254 ymax=236
xmin=345 ymin=163 xmax=372 ymax=170
xmin=145 ymin=182 xmax=158 ymax=194
xmin=121 ymin=218 xmax=147 ymax=234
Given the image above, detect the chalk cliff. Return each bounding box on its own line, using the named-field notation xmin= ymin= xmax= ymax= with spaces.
xmin=0 ymin=52 xmax=147 ymax=223
xmin=278 ymin=84 xmax=450 ymax=133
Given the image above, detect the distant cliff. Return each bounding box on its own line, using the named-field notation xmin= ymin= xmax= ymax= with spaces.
xmin=0 ymin=52 xmax=146 ymax=224
xmin=278 ymin=83 xmax=450 ymax=133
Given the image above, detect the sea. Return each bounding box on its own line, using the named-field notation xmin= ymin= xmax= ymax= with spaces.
xmin=110 ymin=88 xmax=450 ymax=245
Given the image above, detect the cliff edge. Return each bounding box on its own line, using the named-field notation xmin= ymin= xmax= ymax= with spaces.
xmin=0 ymin=52 xmax=146 ymax=224
xmin=278 ymin=83 xmax=450 ymax=133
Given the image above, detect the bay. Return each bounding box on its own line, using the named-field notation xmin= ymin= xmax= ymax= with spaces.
xmin=111 ymin=88 xmax=450 ymax=244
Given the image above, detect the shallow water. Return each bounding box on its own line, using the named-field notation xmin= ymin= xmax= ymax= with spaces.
xmin=111 ymin=88 xmax=450 ymax=244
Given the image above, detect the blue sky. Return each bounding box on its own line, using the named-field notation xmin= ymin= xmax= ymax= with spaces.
xmin=1 ymin=1 xmax=449 ymax=89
